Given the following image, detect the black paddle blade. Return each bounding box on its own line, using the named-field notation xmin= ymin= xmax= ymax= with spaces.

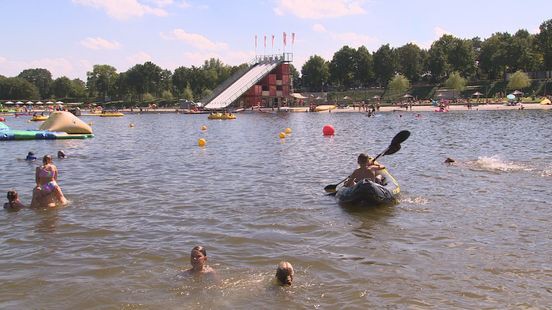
xmin=390 ymin=130 xmax=410 ymax=146
xmin=324 ymin=184 xmax=338 ymax=192
xmin=385 ymin=143 xmax=401 ymax=155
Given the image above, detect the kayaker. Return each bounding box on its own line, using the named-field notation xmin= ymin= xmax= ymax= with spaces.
xmin=344 ymin=153 xmax=376 ymax=187
xmin=180 ymin=246 xmax=216 ymax=277
xmin=275 ymin=261 xmax=294 ymax=286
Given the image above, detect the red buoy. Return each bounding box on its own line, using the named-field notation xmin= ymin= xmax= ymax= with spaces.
xmin=323 ymin=124 xmax=335 ymax=136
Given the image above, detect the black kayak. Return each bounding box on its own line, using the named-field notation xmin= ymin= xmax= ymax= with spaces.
xmin=335 ymin=168 xmax=400 ymax=205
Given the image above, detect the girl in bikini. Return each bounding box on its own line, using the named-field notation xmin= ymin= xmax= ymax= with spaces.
xmin=31 ymin=155 xmax=68 ymax=208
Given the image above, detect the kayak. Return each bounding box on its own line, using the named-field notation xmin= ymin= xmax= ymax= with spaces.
xmin=314 ymin=105 xmax=336 ymax=112
xmin=335 ymin=168 xmax=400 ymax=205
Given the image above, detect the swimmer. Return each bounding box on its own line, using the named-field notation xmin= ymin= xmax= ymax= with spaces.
xmin=57 ymin=150 xmax=66 ymax=159
xmin=4 ymin=190 xmax=25 ymax=211
xmin=275 ymin=261 xmax=294 ymax=286
xmin=30 ymin=155 xmax=68 ymax=208
xmin=26 ymin=152 xmax=37 ymax=161
xmin=180 ymin=246 xmax=216 ymax=277
xmin=444 ymin=157 xmax=455 ymax=164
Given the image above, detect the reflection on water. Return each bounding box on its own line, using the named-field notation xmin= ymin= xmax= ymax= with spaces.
xmin=1 ymin=110 xmax=551 ymax=308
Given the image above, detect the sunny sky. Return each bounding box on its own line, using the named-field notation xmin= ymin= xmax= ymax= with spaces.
xmin=1 ymin=0 xmax=551 ymax=80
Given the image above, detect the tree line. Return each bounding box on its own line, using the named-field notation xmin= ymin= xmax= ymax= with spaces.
xmin=1 ymin=19 xmax=551 ymax=103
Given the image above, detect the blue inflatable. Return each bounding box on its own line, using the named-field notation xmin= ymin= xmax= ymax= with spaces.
xmin=0 ymin=122 xmax=93 ymax=141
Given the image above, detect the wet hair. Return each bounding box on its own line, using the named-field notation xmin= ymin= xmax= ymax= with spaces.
xmin=57 ymin=150 xmax=66 ymax=158
xmin=43 ymin=155 xmax=52 ymax=164
xmin=191 ymin=245 xmax=207 ymax=257
xmin=357 ymin=153 xmax=369 ymax=164
xmin=7 ymin=191 xmax=17 ymax=202
xmin=276 ymin=261 xmax=294 ymax=286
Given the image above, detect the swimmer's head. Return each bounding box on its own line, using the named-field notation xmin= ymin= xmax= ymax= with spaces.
xmin=275 ymin=261 xmax=294 ymax=286
xmin=190 ymin=246 xmax=207 ymax=269
xmin=43 ymin=155 xmax=52 ymax=164
xmin=57 ymin=150 xmax=66 ymax=158
xmin=7 ymin=190 xmax=17 ymax=202
xmin=444 ymin=157 xmax=455 ymax=164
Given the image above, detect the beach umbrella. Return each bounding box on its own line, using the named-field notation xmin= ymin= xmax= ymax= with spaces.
xmin=36 ymin=101 xmax=43 ymax=105
xmin=16 ymin=101 xmax=23 ymax=104
xmin=343 ymin=96 xmax=351 ymax=100
xmin=46 ymin=101 xmax=54 ymax=104
xmin=26 ymin=101 xmax=34 ymax=105
xmin=372 ymin=95 xmax=380 ymax=99
xmin=403 ymin=94 xmax=413 ymax=98
xmin=5 ymin=101 xmax=14 ymax=105
xmin=472 ymin=91 xmax=483 ymax=97
xmin=55 ymin=101 xmax=64 ymax=104
xmin=512 ymin=90 xmax=524 ymax=95
xmin=506 ymin=94 xmax=516 ymax=100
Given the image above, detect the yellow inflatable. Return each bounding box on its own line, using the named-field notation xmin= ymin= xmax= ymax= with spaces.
xmin=208 ymin=113 xmax=236 ymax=120
xmin=314 ymin=105 xmax=337 ymax=112
xmin=39 ymin=111 xmax=93 ymax=134
xmin=100 ymin=112 xmax=124 ymax=117
xmin=540 ymin=98 xmax=551 ymax=105
xmin=31 ymin=115 xmax=48 ymax=121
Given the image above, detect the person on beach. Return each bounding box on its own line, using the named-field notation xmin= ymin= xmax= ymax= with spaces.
xmin=31 ymin=155 xmax=68 ymax=208
xmin=275 ymin=261 xmax=294 ymax=286
xmin=25 ymin=152 xmax=37 ymax=161
xmin=4 ymin=190 xmax=26 ymax=211
xmin=180 ymin=246 xmax=216 ymax=277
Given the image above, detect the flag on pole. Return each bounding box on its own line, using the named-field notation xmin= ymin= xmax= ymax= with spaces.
xmin=292 ymin=32 xmax=295 ymax=45
xmin=264 ymin=35 xmax=267 ymax=48
xmin=283 ymin=32 xmax=287 ymax=47
xmin=255 ymin=35 xmax=257 ymax=49
xmin=271 ymin=34 xmax=275 ymax=48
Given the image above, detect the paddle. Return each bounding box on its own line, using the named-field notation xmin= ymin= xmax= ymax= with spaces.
xmin=324 ymin=130 xmax=411 ymax=194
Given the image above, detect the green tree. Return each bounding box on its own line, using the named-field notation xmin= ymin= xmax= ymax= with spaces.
xmin=0 ymin=77 xmax=40 ymax=100
xmin=373 ymin=44 xmax=397 ymax=86
xmin=444 ymin=71 xmax=467 ymax=98
xmin=536 ymin=19 xmax=552 ymax=70
xmin=387 ymin=74 xmax=410 ymax=98
xmin=329 ymin=45 xmax=356 ymax=89
xmin=396 ymin=43 xmax=423 ymax=82
xmin=143 ymin=92 xmax=154 ymax=102
xmin=70 ymin=78 xmax=87 ymax=99
xmin=87 ymin=64 xmax=118 ymax=101
xmin=289 ymin=64 xmax=300 ymax=91
xmin=17 ymin=68 xmax=52 ymax=99
xmin=354 ymin=46 xmax=374 ymax=87
xmin=428 ymin=35 xmax=476 ymax=81
xmin=161 ymin=90 xmax=173 ymax=101
xmin=172 ymin=66 xmax=192 ymax=98
xmin=51 ymin=76 xmax=73 ymax=98
xmin=507 ymin=70 xmax=530 ymax=91
xmin=183 ymin=83 xmax=194 ymax=100
xmin=510 ymin=30 xmax=541 ymax=72
xmin=479 ymin=32 xmax=511 ymax=80
xmin=301 ymin=55 xmax=329 ymax=92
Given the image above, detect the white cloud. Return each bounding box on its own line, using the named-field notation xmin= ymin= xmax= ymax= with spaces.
xmin=161 ymin=29 xmax=228 ymax=50
xmin=312 ymin=23 xmax=326 ymax=33
xmin=329 ymin=31 xmax=378 ymax=48
xmin=145 ymin=0 xmax=173 ymax=7
xmin=127 ymin=51 xmax=152 ymax=64
xmin=0 ymin=56 xmax=84 ymax=79
xmin=434 ymin=26 xmax=451 ymax=38
xmin=80 ymin=37 xmax=121 ymax=50
xmin=177 ymin=0 xmax=191 ymax=8
xmin=274 ymin=0 xmax=365 ymax=19
xmin=72 ymin=0 xmax=168 ymax=20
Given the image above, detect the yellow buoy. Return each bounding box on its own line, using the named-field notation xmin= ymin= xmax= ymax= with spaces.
xmin=279 ymin=132 xmax=286 ymax=139
xmin=285 ymin=127 xmax=292 ymax=134
xmin=201 ymin=125 xmax=207 ymax=131
xmin=198 ymin=138 xmax=206 ymax=147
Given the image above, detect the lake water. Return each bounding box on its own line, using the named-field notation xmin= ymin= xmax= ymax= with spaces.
xmin=1 ymin=110 xmax=551 ymax=309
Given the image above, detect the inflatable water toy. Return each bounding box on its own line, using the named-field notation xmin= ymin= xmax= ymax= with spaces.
xmin=40 ymin=111 xmax=93 ymax=134
xmin=99 ymin=112 xmax=124 ymax=117
xmin=31 ymin=115 xmax=48 ymax=121
xmin=208 ymin=112 xmax=236 ymax=120
xmin=314 ymin=105 xmax=336 ymax=112
xmin=540 ymin=98 xmax=551 ymax=105
xmin=0 ymin=122 xmax=93 ymax=140
xmin=335 ymin=168 xmax=400 ymax=205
